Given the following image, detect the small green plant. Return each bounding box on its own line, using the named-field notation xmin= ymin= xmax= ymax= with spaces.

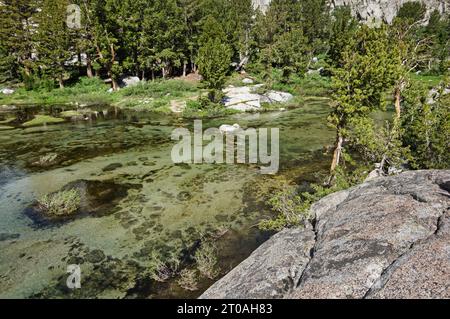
xmin=259 ymin=184 xmax=310 ymax=231
xmin=148 ymin=251 xmax=181 ymax=282
xmin=177 ymin=269 xmax=199 ymax=291
xmin=194 ymin=242 xmax=220 ymax=279
xmin=37 ymin=189 xmax=81 ymax=217
xmin=259 ymin=169 xmax=368 ymax=231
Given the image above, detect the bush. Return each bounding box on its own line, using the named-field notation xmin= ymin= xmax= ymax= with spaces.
xmin=194 ymin=242 xmax=220 ymax=279
xmin=259 ymin=169 xmax=368 ymax=231
xmin=148 ymin=251 xmax=181 ymax=282
xmin=259 ymin=184 xmax=310 ymax=231
xmin=37 ymin=189 xmax=81 ymax=217
xmin=177 ymin=269 xmax=199 ymax=291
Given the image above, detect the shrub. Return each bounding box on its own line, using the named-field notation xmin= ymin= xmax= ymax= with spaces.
xmin=194 ymin=242 xmax=220 ymax=279
xmin=148 ymin=251 xmax=181 ymax=282
xmin=37 ymin=189 xmax=81 ymax=217
xmin=259 ymin=169 xmax=367 ymax=231
xmin=177 ymin=269 xmax=199 ymax=291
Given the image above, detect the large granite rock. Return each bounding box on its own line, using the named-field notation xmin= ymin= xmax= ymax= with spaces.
xmin=253 ymin=0 xmax=450 ymax=23
xmin=200 ymin=228 xmax=316 ymax=299
xmin=223 ymin=85 xmax=294 ymax=111
xmin=201 ymin=170 xmax=450 ymax=299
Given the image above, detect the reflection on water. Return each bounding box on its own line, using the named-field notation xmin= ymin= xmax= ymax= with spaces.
xmin=0 ymin=101 xmax=334 ymax=298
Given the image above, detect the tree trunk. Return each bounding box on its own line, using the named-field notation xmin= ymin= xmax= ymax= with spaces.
xmin=58 ymin=75 xmax=64 ymax=89
xmin=151 ymin=70 xmax=155 ymax=81
xmin=86 ymin=55 xmax=94 ymax=78
xmin=330 ymin=133 xmax=344 ymax=174
xmin=162 ymin=66 xmax=166 ymax=79
xmin=111 ymin=77 xmax=119 ymax=91
xmin=183 ymin=62 xmax=187 ymax=77
xmin=23 ymin=65 xmax=31 ymax=77
xmin=394 ymin=87 xmax=401 ymax=119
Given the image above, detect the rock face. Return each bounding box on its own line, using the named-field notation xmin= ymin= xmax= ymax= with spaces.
xmin=201 ymin=170 xmax=450 ymax=299
xmin=223 ymin=85 xmax=294 ymax=111
xmin=253 ymin=0 xmax=449 ymax=23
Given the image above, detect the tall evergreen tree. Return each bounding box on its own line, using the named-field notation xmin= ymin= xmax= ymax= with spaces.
xmin=328 ymin=25 xmax=401 ymax=178
xmin=197 ymin=16 xmax=232 ymax=102
xmin=36 ymin=0 xmax=74 ymax=88
xmin=0 ymin=0 xmax=39 ymax=81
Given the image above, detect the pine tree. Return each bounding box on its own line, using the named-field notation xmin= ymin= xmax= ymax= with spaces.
xmin=141 ymin=0 xmax=187 ymax=79
xmin=197 ymin=16 xmax=232 ymax=102
xmin=268 ymin=28 xmax=309 ymax=82
xmin=0 ymin=0 xmax=39 ymax=81
xmin=36 ymin=0 xmax=74 ymax=88
xmin=328 ymin=25 xmax=401 ymax=179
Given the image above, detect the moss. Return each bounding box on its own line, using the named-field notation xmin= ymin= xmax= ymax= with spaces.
xmin=22 ymin=115 xmax=65 ymax=127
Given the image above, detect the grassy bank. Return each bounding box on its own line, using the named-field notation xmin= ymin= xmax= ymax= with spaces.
xmin=1 ymin=72 xmax=444 ymax=112
xmin=0 ymin=77 xmax=201 ymax=114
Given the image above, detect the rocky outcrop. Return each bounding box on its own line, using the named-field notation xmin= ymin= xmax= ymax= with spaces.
xmin=223 ymin=85 xmax=294 ymax=111
xmin=253 ymin=0 xmax=449 ymax=23
xmin=201 ymin=170 xmax=450 ymax=299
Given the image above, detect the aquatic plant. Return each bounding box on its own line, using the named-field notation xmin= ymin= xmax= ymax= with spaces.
xmin=148 ymin=251 xmax=181 ymax=282
xmin=36 ymin=153 xmax=58 ymax=166
xmin=177 ymin=269 xmax=199 ymax=291
xmin=194 ymin=242 xmax=220 ymax=279
xmin=37 ymin=189 xmax=81 ymax=217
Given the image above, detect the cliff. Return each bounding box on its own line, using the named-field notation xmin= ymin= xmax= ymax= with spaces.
xmin=201 ymin=170 xmax=450 ymax=299
xmin=252 ymin=0 xmax=449 ymax=23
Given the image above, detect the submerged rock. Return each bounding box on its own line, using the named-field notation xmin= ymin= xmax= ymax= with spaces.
xmin=0 ymin=233 xmax=20 ymax=242
xmin=202 ymin=170 xmax=450 ymax=299
xmin=102 ymin=163 xmax=123 ymax=172
xmin=25 ymin=179 xmax=141 ymax=225
xmin=219 ymin=124 xmax=241 ymax=134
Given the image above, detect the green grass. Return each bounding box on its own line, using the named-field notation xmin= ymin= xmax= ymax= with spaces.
xmin=251 ymin=69 xmax=332 ymax=97
xmin=0 ymin=77 xmax=202 ymax=114
xmin=409 ymin=74 xmax=445 ymax=89
xmin=0 ymin=70 xmax=332 ymax=117
xmin=0 ymin=77 xmax=111 ymax=106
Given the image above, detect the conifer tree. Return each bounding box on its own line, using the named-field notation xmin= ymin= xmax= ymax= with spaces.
xmin=36 ymin=0 xmax=74 ymax=88
xmin=197 ymin=16 xmax=232 ymax=102
xmin=0 ymin=0 xmax=39 ymax=81
xmin=328 ymin=25 xmax=401 ymax=178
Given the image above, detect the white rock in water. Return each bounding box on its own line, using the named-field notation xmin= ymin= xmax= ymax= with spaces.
xmin=1 ymin=88 xmax=14 ymax=95
xmin=227 ymin=103 xmax=259 ymax=112
xmin=219 ymin=123 xmax=241 ymax=134
xmin=121 ymin=76 xmax=140 ymax=87
xmin=242 ymin=78 xmax=254 ymax=84
xmin=265 ymin=91 xmax=294 ymax=103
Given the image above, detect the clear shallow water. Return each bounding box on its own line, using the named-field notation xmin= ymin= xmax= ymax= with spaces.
xmin=0 ymin=101 xmax=334 ymax=298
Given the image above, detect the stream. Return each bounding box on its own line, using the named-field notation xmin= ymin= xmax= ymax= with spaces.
xmin=0 ymin=99 xmax=335 ymax=298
